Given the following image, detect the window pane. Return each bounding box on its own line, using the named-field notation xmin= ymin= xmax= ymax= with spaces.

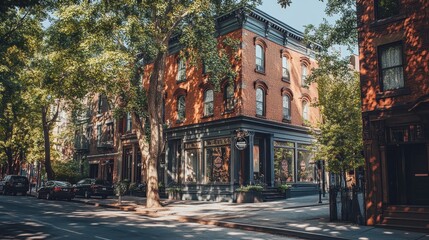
xmin=204 ymin=90 xmax=214 ymax=116
xmin=178 ymin=96 xmax=185 ymax=120
xmin=256 ymin=88 xmax=264 ymax=116
xmin=283 ymin=95 xmax=290 ymax=119
xmin=256 ymin=45 xmax=264 ymax=71
xmin=380 ymin=43 xmax=404 ymax=91
xmin=274 ymin=147 xmax=294 ymax=183
xmin=225 ymin=84 xmax=234 ymax=111
xmin=303 ymin=101 xmax=309 ymax=121
xmin=177 ymin=58 xmax=186 ymax=81
xmin=282 ymin=57 xmax=290 ymax=78
xmin=381 ymin=45 xmax=402 ymax=68
xmin=376 ymin=0 xmax=400 ymax=19
xmin=301 ymin=65 xmax=307 ymax=85
xmin=297 ymin=150 xmax=314 ymax=182
xmin=185 ymin=149 xmax=198 ymax=182
xmin=205 ymin=146 xmax=231 ymax=183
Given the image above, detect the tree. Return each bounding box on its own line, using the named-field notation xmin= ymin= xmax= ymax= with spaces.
xmin=48 ymin=0 xmax=262 ymax=208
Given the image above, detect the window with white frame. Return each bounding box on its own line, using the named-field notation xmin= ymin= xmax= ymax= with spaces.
xmin=204 ymin=89 xmax=214 ymax=116
xmin=301 ymin=64 xmax=308 ymax=86
xmin=255 ymin=44 xmax=264 ymax=72
xmin=379 ymin=42 xmax=404 ymax=91
xmin=177 ymin=95 xmax=186 ymax=121
xmin=283 ymin=95 xmax=291 ymax=120
xmin=256 ymin=87 xmax=265 ymax=116
xmin=302 ymin=100 xmax=309 ymax=122
xmin=282 ymin=56 xmax=290 ymax=81
xmin=177 ymin=58 xmax=186 ymax=82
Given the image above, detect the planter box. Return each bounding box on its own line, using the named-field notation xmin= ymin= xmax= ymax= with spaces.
xmin=235 ymin=191 xmax=263 ymax=203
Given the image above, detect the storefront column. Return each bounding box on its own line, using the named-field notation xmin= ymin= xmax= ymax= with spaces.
xmin=268 ymin=134 xmax=274 ymax=187
xmin=247 ymin=131 xmax=255 ymax=185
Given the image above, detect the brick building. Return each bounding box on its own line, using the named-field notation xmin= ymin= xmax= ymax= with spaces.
xmin=358 ymin=0 xmax=429 ymax=231
xmin=148 ymin=7 xmax=321 ymax=201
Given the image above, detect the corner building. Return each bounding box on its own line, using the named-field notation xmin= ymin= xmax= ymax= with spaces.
xmin=357 ymin=0 xmax=429 ymax=231
xmin=144 ymin=7 xmax=321 ymax=201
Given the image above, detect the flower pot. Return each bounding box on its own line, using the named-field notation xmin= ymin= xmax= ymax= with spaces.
xmin=235 ymin=191 xmax=263 ymax=203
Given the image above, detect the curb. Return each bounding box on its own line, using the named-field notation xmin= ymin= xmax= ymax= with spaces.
xmin=177 ymin=216 xmax=349 ymax=240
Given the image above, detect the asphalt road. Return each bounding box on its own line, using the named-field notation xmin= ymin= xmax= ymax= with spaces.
xmin=0 ymin=195 xmax=301 ymax=240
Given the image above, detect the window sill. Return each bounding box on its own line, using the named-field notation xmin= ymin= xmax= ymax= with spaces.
xmin=371 ymin=14 xmax=406 ymax=27
xmin=222 ymin=109 xmax=235 ymax=115
xmin=254 ymin=69 xmax=266 ymax=75
xmin=376 ymin=87 xmax=410 ymax=100
xmin=201 ymin=114 xmax=214 ymax=119
xmin=255 ymin=114 xmax=266 ymax=119
xmin=282 ymin=118 xmax=291 ymax=123
xmin=281 ymin=77 xmax=290 ymax=83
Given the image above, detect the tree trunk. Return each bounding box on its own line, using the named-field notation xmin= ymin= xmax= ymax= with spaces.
xmin=5 ymin=147 xmax=13 ymax=175
xmin=42 ymin=106 xmax=55 ymax=180
xmin=145 ymin=51 xmax=167 ymax=209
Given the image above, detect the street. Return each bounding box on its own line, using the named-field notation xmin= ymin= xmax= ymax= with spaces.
xmin=0 ymin=195 xmax=300 ymax=240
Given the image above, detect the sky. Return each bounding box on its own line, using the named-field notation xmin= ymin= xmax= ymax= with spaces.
xmin=258 ymin=0 xmax=357 ymax=56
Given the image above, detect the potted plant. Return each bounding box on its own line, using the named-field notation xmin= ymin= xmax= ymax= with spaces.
xmin=128 ymin=182 xmax=137 ymax=196
xmin=277 ymin=184 xmax=291 ymax=198
xmin=235 ymin=184 xmax=264 ymax=203
xmin=166 ymin=184 xmax=182 ymax=200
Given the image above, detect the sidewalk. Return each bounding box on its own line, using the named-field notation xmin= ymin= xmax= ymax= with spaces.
xmin=32 ymin=191 xmax=429 ymax=240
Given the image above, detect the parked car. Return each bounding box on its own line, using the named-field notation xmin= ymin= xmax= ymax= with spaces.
xmin=74 ymin=178 xmax=114 ymax=199
xmin=36 ymin=180 xmax=75 ymax=201
xmin=0 ymin=175 xmax=29 ymax=196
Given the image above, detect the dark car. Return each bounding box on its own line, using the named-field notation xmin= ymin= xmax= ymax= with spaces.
xmin=74 ymin=178 xmax=114 ymax=199
xmin=0 ymin=175 xmax=29 ymax=196
xmin=36 ymin=180 xmax=75 ymax=201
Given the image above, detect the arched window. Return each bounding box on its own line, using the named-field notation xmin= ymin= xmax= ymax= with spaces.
xmin=177 ymin=95 xmax=185 ymax=121
xmin=255 ymin=44 xmax=264 ymax=72
xmin=256 ymin=87 xmax=265 ymax=116
xmin=204 ymin=89 xmax=214 ymax=116
xmin=177 ymin=58 xmax=186 ymax=82
xmin=282 ymin=56 xmax=290 ymax=81
xmin=301 ymin=64 xmax=308 ymax=86
xmin=224 ymin=83 xmax=234 ymax=111
xmin=283 ymin=95 xmax=291 ymax=120
xmin=302 ymin=100 xmax=309 ymax=122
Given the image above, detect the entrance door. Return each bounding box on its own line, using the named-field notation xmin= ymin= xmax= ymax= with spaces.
xmin=253 ymin=138 xmax=266 ymax=185
xmin=387 ymin=144 xmax=429 ymax=205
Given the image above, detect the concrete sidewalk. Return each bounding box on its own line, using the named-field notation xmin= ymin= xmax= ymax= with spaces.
xmin=31 ymin=191 xmax=429 ymax=240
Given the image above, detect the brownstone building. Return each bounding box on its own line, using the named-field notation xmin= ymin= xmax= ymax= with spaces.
xmin=148 ymin=7 xmax=321 ymax=201
xmin=358 ymin=0 xmax=429 ymax=231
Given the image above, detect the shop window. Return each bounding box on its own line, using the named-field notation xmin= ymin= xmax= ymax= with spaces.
xmin=204 ymin=138 xmax=231 ymax=183
xmin=297 ymin=148 xmax=314 ymax=182
xmin=256 ymin=87 xmax=265 ymax=116
xmin=177 ymin=57 xmax=186 ymax=82
xmin=379 ymin=42 xmax=404 ymax=91
xmin=274 ymin=143 xmax=295 ymax=184
xmin=185 ymin=149 xmax=198 ymax=182
xmin=203 ymin=89 xmax=214 ymax=117
xmin=375 ymin=0 xmax=400 ymax=20
xmin=255 ymin=44 xmax=265 ymax=73
xmin=177 ymin=95 xmax=186 ymax=122
xmin=224 ymin=83 xmax=234 ymax=112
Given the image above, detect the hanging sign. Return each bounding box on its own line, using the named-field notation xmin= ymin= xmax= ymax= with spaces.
xmin=235 ymin=137 xmax=247 ymax=150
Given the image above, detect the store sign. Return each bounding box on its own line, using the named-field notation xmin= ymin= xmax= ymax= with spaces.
xmin=235 ymin=137 xmax=247 ymax=150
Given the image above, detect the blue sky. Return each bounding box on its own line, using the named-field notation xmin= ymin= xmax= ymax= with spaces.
xmin=258 ymin=0 xmax=357 ymax=56
xmin=258 ymin=0 xmax=329 ymax=33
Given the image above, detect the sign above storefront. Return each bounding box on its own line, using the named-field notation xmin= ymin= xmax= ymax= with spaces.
xmin=235 ymin=137 xmax=247 ymax=150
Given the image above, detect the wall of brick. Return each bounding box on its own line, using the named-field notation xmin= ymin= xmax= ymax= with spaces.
xmin=358 ymin=0 xmax=429 ymax=113
xmin=240 ymin=29 xmax=320 ymax=126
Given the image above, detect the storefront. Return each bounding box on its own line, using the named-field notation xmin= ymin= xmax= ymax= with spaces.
xmin=164 ymin=116 xmax=319 ymax=201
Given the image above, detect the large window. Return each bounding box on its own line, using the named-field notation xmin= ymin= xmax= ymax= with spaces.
xmin=177 ymin=58 xmax=186 ymax=82
xmin=379 ymin=42 xmax=404 ymax=91
xmin=255 ymin=44 xmax=264 ymax=72
xmin=297 ymin=144 xmax=314 ymax=182
xmin=282 ymin=56 xmax=290 ymax=81
xmin=283 ymin=95 xmax=291 ymax=121
xmin=204 ymin=138 xmax=231 ymax=183
xmin=224 ymin=83 xmax=234 ymax=112
xmin=203 ymin=89 xmax=214 ymax=116
xmin=375 ymin=0 xmax=400 ymax=20
xmin=185 ymin=148 xmax=199 ymax=183
xmin=274 ymin=141 xmax=295 ymax=184
xmin=256 ymin=87 xmax=265 ymax=116
xmin=177 ymin=95 xmax=185 ymax=122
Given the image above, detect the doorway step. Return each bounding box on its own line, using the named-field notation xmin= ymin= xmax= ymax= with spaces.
xmin=378 ymin=205 xmax=429 ymax=233
xmin=261 ymin=187 xmax=286 ymax=202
